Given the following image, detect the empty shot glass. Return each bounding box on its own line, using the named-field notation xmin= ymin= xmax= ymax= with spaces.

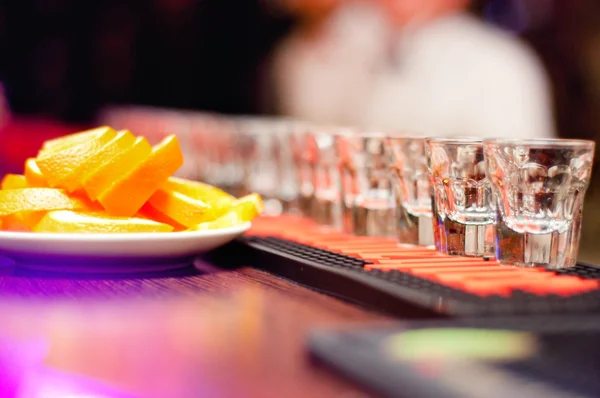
xmin=426 ymin=138 xmax=495 ymax=257
xmin=387 ymin=137 xmax=434 ymax=246
xmin=310 ymin=127 xmax=343 ymax=227
xmin=337 ymin=131 xmax=395 ymax=237
xmin=289 ymin=122 xmax=315 ymax=216
xmin=484 ymin=138 xmax=595 ymax=269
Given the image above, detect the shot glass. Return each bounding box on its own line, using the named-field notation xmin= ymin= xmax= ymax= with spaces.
xmin=336 ymin=131 xmax=395 ymax=237
xmin=310 ymin=127 xmax=343 ymax=228
xmin=484 ymin=138 xmax=595 ymax=268
xmin=426 ymin=138 xmax=495 ymax=257
xmin=387 ymin=137 xmax=434 ymax=246
xmin=235 ymin=117 xmax=284 ymax=215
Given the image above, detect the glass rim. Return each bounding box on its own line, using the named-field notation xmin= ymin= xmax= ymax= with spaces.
xmin=386 ymin=134 xmax=426 ymax=142
xmin=424 ymin=136 xmax=483 ymax=145
xmin=483 ymin=138 xmax=595 ymax=148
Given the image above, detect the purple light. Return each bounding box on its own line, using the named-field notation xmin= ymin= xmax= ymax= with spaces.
xmin=0 ymin=335 xmax=139 ymax=398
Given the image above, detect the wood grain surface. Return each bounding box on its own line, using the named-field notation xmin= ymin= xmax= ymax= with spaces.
xmin=0 ymin=260 xmax=393 ymax=398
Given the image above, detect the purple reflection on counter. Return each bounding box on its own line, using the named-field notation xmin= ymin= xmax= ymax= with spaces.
xmin=17 ymin=367 xmax=140 ymax=398
xmin=0 ymin=331 xmax=139 ymax=397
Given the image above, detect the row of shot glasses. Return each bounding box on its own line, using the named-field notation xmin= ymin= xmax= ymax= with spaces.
xmin=100 ymin=109 xmax=594 ymax=270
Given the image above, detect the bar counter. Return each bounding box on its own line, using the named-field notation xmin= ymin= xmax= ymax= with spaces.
xmin=0 ymin=262 xmax=391 ymax=397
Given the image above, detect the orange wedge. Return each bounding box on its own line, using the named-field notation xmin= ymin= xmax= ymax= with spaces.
xmin=34 ymin=210 xmax=173 ymax=233
xmin=1 ymin=174 xmax=29 ymax=190
xmin=61 ymin=130 xmax=136 ymax=192
xmin=36 ymin=126 xmax=117 ymax=190
xmin=40 ymin=126 xmax=114 ymax=154
xmin=82 ymin=136 xmax=152 ymax=201
xmin=231 ymin=193 xmax=264 ymax=222
xmin=24 ymin=158 xmax=48 ymax=187
xmin=2 ymin=211 xmax=46 ymax=232
xmin=0 ymin=188 xmax=87 ymax=217
xmin=192 ymin=211 xmax=244 ymax=231
xmin=147 ymin=188 xmax=212 ymax=228
xmin=98 ymin=135 xmax=184 ymax=216
xmin=137 ymin=202 xmax=187 ymax=231
xmin=163 ymin=176 xmax=234 ymax=201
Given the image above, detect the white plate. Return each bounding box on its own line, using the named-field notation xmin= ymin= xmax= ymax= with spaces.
xmin=0 ymin=222 xmax=251 ymax=273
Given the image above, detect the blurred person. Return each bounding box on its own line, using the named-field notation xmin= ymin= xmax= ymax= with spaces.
xmin=363 ymin=0 xmax=556 ymax=138
xmin=270 ymin=0 xmax=389 ymax=126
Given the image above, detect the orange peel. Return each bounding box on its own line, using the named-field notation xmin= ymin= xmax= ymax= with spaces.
xmin=0 ymin=188 xmax=87 ymax=217
xmin=82 ymin=136 xmax=152 ymax=201
xmin=36 ymin=126 xmax=117 ymax=190
xmin=137 ymin=202 xmax=187 ymax=231
xmin=231 ymin=193 xmax=264 ymax=222
xmin=191 ymin=211 xmax=244 ymax=231
xmin=2 ymin=211 xmax=46 ymax=232
xmin=163 ymin=176 xmax=234 ymax=201
xmin=24 ymin=158 xmax=48 ymax=187
xmin=147 ymin=188 xmax=211 ymax=228
xmin=62 ymin=129 xmax=136 ymax=192
xmin=98 ymin=135 xmax=184 ymax=216
xmin=40 ymin=126 xmax=113 ymax=154
xmin=1 ymin=174 xmax=29 ymax=190
xmin=34 ymin=210 xmax=174 ymax=233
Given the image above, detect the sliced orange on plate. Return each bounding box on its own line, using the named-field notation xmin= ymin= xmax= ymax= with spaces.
xmin=98 ymin=135 xmax=184 ymax=216
xmin=62 ymin=129 xmax=136 ymax=192
xmin=1 ymin=174 xmax=29 ymax=190
xmin=34 ymin=210 xmax=173 ymax=233
xmin=163 ymin=176 xmax=234 ymax=201
xmin=192 ymin=211 xmax=244 ymax=231
xmin=138 ymin=202 xmax=187 ymax=231
xmin=2 ymin=211 xmax=46 ymax=232
xmin=147 ymin=188 xmax=211 ymax=228
xmin=24 ymin=158 xmax=48 ymax=187
xmin=0 ymin=127 xmax=262 ymax=234
xmin=0 ymin=188 xmax=87 ymax=217
xmin=36 ymin=126 xmax=117 ymax=190
xmin=82 ymin=136 xmax=152 ymax=201
xmin=231 ymin=193 xmax=264 ymax=222
xmin=40 ymin=126 xmax=113 ymax=154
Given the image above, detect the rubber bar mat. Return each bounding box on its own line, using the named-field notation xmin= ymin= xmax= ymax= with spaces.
xmin=241 ymin=215 xmax=600 ymax=317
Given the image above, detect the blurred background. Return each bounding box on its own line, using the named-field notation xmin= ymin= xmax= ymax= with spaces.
xmin=0 ymin=0 xmax=600 ymax=261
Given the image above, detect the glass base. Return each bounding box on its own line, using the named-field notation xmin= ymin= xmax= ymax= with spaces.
xmin=438 ymin=218 xmax=495 ymax=258
xmin=352 ymin=205 xmax=396 ymax=237
xmin=496 ymin=221 xmax=578 ymax=269
xmin=397 ymin=210 xmax=434 ymax=247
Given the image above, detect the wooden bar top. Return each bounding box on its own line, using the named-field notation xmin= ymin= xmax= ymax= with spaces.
xmin=0 ymin=261 xmax=392 ymax=398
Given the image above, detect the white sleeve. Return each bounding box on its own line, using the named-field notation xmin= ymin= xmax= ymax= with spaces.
xmin=466 ymin=40 xmax=556 ymax=139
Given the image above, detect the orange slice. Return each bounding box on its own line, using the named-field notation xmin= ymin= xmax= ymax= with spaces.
xmin=98 ymin=135 xmax=184 ymax=216
xmin=34 ymin=210 xmax=173 ymax=233
xmin=147 ymin=188 xmax=211 ymax=228
xmin=163 ymin=176 xmax=234 ymax=201
xmin=192 ymin=211 xmax=244 ymax=231
xmin=137 ymin=202 xmax=187 ymax=231
xmin=0 ymin=188 xmax=86 ymax=217
xmin=24 ymin=158 xmax=49 ymax=187
xmin=40 ymin=126 xmax=114 ymax=154
xmin=82 ymin=136 xmax=152 ymax=201
xmin=1 ymin=174 xmax=29 ymax=190
xmin=2 ymin=211 xmax=46 ymax=232
xmin=36 ymin=126 xmax=117 ymax=190
xmin=61 ymin=130 xmax=136 ymax=192
xmin=231 ymin=193 xmax=264 ymax=222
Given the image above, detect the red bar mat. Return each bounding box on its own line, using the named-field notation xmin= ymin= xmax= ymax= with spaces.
xmin=240 ymin=216 xmax=600 ymax=317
